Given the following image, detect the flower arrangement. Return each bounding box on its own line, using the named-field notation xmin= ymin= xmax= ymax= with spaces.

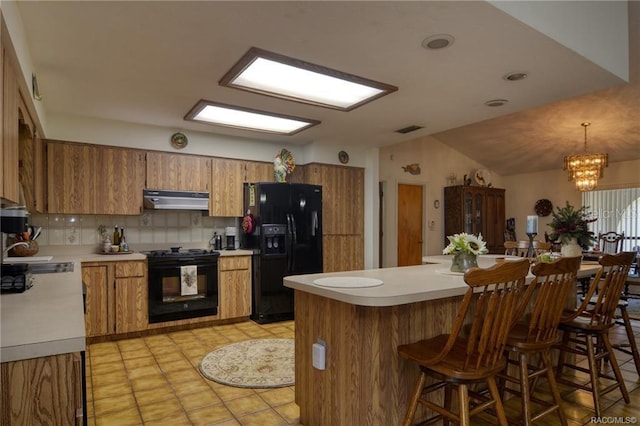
xmin=274 ymin=149 xmax=295 ymax=182
xmin=443 ymin=233 xmax=489 ymax=256
xmin=547 ymin=202 xmax=597 ymax=250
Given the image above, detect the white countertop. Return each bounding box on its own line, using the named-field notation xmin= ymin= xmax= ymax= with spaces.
xmin=284 ymin=255 xmax=601 ymax=308
xmin=1 ymin=259 xmax=86 ymax=363
xmin=1 ymin=249 xmax=252 ymax=363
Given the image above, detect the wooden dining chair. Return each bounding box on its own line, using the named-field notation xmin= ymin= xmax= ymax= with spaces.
xmin=504 ymin=240 xmax=551 ymax=258
xmin=397 ymin=259 xmax=531 ymax=426
xmin=554 ymin=251 xmax=636 ymax=417
xmin=598 ymin=231 xmax=624 ymax=254
xmin=498 ymin=256 xmax=582 ymax=426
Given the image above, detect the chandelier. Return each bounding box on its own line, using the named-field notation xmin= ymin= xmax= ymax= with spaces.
xmin=563 ymin=122 xmax=608 ymax=191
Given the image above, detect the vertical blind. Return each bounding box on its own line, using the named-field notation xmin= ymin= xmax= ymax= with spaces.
xmin=582 ymin=187 xmax=640 ymax=251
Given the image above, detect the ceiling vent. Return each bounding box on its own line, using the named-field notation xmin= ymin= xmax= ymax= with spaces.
xmin=395 ymin=125 xmax=424 ymax=134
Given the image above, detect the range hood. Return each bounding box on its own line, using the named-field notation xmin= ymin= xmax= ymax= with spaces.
xmin=143 ymin=189 xmax=209 ymax=211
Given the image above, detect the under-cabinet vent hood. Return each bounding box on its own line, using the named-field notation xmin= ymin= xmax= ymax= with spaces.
xmin=143 ymin=189 xmax=209 ymax=211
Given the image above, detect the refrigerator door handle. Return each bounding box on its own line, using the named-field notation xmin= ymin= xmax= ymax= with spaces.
xmin=286 ymin=213 xmax=293 ymax=272
xmin=311 ymin=211 xmax=318 ymax=237
xmin=289 ymin=213 xmax=298 ymax=272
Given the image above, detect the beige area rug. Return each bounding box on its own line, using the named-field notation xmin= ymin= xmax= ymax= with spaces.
xmin=200 ymin=338 xmax=294 ymax=388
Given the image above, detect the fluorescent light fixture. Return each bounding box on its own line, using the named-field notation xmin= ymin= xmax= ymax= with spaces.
xmin=184 ymin=100 xmax=319 ymax=135
xmin=220 ymin=47 xmax=398 ymax=111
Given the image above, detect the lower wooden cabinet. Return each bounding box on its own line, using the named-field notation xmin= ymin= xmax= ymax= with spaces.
xmin=114 ymin=261 xmax=147 ymax=334
xmin=1 ymin=352 xmax=83 ymax=426
xmin=81 ymin=260 xmax=148 ymax=337
xmin=218 ymin=256 xmax=251 ymax=319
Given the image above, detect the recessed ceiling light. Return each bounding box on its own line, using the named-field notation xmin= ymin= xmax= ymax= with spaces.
xmin=421 ymin=34 xmax=455 ymax=50
xmin=184 ymin=100 xmax=320 ymax=135
xmin=220 ymin=47 xmax=397 ymax=111
xmin=503 ymin=72 xmax=528 ymax=81
xmin=484 ymin=99 xmax=509 ymax=107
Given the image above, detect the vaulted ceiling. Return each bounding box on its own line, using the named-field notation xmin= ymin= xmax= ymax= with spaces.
xmin=14 ymin=1 xmax=639 ymax=175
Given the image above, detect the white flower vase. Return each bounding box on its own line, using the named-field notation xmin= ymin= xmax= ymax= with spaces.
xmin=561 ymin=238 xmax=582 ymax=258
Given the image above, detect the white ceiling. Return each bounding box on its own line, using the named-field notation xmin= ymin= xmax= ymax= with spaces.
xmin=14 ymin=1 xmax=640 ymax=176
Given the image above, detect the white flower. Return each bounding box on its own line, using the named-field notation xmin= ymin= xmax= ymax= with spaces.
xmin=442 ymin=233 xmax=489 ymax=255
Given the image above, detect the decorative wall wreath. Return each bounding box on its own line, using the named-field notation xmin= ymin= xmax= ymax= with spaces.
xmin=534 ymin=199 xmax=553 ymax=217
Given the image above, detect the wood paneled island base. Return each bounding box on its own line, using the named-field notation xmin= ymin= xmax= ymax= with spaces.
xmin=294 ymin=290 xmax=463 ymax=425
xmin=288 ymin=258 xmax=599 ymax=425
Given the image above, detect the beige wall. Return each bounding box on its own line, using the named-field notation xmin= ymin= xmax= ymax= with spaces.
xmin=378 ymin=135 xmax=504 ymax=267
xmin=504 ymin=159 xmax=640 ymax=241
xmin=379 ymin=134 xmax=640 ymax=267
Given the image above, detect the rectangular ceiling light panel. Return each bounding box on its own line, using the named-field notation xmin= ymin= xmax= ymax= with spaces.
xmin=185 ymin=100 xmax=320 ymax=135
xmin=220 ymin=47 xmax=398 ymax=111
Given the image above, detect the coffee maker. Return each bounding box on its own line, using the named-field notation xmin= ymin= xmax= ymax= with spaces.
xmin=225 ymin=226 xmax=236 ymax=251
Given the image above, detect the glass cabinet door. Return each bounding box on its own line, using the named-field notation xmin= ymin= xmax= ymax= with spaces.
xmin=464 ymin=191 xmax=473 ymax=233
xmin=475 ymin=193 xmax=483 ymax=235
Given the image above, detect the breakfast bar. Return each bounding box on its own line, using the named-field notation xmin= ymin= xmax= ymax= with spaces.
xmin=284 ymin=256 xmax=600 ymax=425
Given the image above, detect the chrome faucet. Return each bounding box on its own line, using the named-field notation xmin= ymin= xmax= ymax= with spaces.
xmin=2 ymin=241 xmax=29 ymax=257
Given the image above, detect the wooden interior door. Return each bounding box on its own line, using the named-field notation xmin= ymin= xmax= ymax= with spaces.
xmin=397 ymin=183 xmax=423 ymax=266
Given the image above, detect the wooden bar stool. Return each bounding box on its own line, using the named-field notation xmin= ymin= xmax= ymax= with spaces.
xmin=554 ymin=252 xmax=636 ymax=417
xmin=398 ymin=259 xmax=530 ymax=426
xmin=498 ymin=256 xmax=582 ymax=426
xmin=504 ymin=241 xmax=551 ymax=258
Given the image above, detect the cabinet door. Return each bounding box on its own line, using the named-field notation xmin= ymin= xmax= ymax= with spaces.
xmin=81 ymin=265 xmax=110 ymax=337
xmin=47 ymin=141 xmax=98 ymax=214
xmin=484 ymin=189 xmax=506 ymax=253
xmin=305 ymin=164 xmax=364 ymax=235
xmin=114 ymin=261 xmax=147 ymax=333
xmin=210 ymin=157 xmax=243 ymax=217
xmin=2 ymin=45 xmax=20 ymax=203
xmin=115 ymin=276 xmax=148 ymax=333
xmin=243 ymin=161 xmax=273 ymax=183
xmin=218 ymin=256 xmax=251 ymax=319
xmin=96 ymin=146 xmax=145 ymax=215
xmin=146 ymin=151 xmax=210 ymax=192
xmin=323 ymin=235 xmax=364 ymax=272
xmin=1 ymin=352 xmax=82 ymax=426
xmin=17 ymin=100 xmax=45 ymax=214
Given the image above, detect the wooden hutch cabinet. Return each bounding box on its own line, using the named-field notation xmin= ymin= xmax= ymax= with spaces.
xmin=444 ymin=185 xmax=506 ymax=253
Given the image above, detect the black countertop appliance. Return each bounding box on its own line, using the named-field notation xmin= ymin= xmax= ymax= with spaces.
xmin=241 ymin=182 xmax=322 ymax=323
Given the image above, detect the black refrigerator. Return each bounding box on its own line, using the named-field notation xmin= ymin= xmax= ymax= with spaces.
xmin=241 ymin=182 xmax=323 ymax=323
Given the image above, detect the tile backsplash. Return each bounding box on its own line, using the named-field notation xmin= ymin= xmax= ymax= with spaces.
xmin=30 ymin=212 xmax=238 ymax=251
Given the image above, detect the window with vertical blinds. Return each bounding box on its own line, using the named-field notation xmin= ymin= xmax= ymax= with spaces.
xmin=582 ymin=188 xmax=640 ymax=251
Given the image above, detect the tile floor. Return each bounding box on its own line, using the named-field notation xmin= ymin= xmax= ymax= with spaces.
xmin=87 ymin=319 xmax=640 ymax=426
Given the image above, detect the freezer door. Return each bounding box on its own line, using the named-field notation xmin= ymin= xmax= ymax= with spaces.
xmin=256 ymin=182 xmax=290 ymax=225
xmin=289 ymin=184 xmax=323 ymax=274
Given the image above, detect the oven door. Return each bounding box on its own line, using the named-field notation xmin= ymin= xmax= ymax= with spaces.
xmin=148 ymin=258 xmax=218 ymax=323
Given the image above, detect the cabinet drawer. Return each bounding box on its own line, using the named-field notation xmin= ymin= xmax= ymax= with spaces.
xmin=115 ymin=261 xmax=146 ymax=278
xmin=219 ymin=256 xmax=251 ymax=271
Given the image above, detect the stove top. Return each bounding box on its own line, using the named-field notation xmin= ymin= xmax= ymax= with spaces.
xmin=143 ymin=248 xmax=220 ymax=258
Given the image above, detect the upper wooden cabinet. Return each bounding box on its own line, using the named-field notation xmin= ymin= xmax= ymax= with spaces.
xmin=243 ymin=160 xmax=273 ymax=184
xmin=210 ymin=158 xmax=276 ymax=217
xmin=2 ymin=35 xmax=20 ymax=204
xmin=305 ymin=163 xmax=364 ymax=235
xmin=98 ymin=146 xmax=146 ymax=215
xmin=443 ymin=185 xmax=506 ymax=254
xmin=146 ymin=151 xmax=210 ymax=192
xmin=47 ymin=141 xmax=145 ymax=214
xmin=210 ymin=157 xmax=243 ymax=217
xmin=47 ymin=141 xmax=97 ymax=214
xmin=18 ymin=97 xmax=45 ymax=213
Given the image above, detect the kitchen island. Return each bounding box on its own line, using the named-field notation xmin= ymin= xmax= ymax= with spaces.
xmin=284 ymin=256 xmax=600 ymax=425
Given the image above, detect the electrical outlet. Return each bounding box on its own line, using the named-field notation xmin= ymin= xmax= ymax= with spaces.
xmin=312 ymin=340 xmax=326 ymax=370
